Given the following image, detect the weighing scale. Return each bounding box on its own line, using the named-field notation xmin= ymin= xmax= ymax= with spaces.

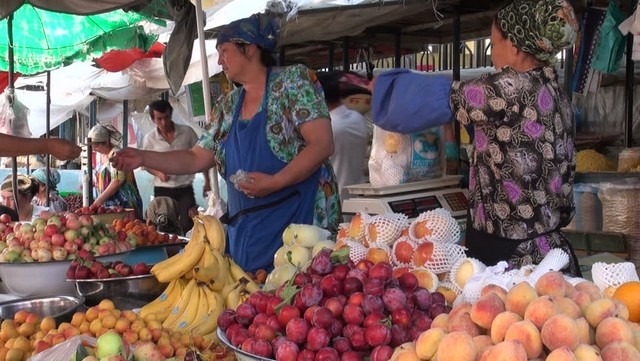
xmin=342 ymin=175 xmax=469 ymax=222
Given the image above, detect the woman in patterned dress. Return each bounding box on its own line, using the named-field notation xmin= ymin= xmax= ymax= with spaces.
xmin=88 ymin=124 xmax=143 ymax=220
xmin=31 ymin=168 xmax=68 ymax=213
xmin=110 ymin=13 xmax=341 ymax=273
xmin=372 ymin=0 xmax=582 ymax=276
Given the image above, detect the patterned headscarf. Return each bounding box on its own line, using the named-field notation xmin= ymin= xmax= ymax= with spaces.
xmin=217 ymin=13 xmax=280 ymax=51
xmin=31 ymin=168 xmax=61 ymax=190
xmin=146 ymin=197 xmax=182 ymax=235
xmin=496 ymin=0 xmax=579 ymax=62
xmin=87 ymin=124 xmax=122 ymax=145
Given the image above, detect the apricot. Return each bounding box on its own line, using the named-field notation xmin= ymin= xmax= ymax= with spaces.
xmin=5 ymin=348 xmax=23 ymax=361
xmin=390 ymin=342 xmax=420 ymax=361
xmin=575 ymin=281 xmax=604 ymax=302
xmin=85 ymin=307 xmax=99 ymax=322
xmin=16 ymin=322 xmax=34 ymax=338
xmin=448 ymin=311 xmax=482 ymax=336
xmin=98 ymin=299 xmax=116 ymax=311
xmin=541 ymin=314 xmax=580 ymax=351
xmin=70 ymin=312 xmax=85 ymax=327
xmin=573 ymin=291 xmax=594 ymax=314
xmin=481 ymin=284 xmax=508 ymax=302
xmin=470 ymin=292 xmax=506 ymax=330
xmin=366 ymin=247 xmax=390 ymax=264
xmin=600 ymin=341 xmax=640 ymax=360
xmin=585 ymin=299 xmax=618 ymax=328
xmin=490 ymin=311 xmax=523 ymax=344
xmin=553 ymin=296 xmax=583 ymax=319
xmin=12 ymin=310 xmax=29 ymax=325
xmin=431 ymin=313 xmax=449 ymax=330
xmin=436 ymin=331 xmax=477 ymax=361
xmin=504 ymin=320 xmax=543 ymax=359
xmin=473 ymin=335 xmax=494 ymax=356
xmin=545 ymin=345 xmax=577 ymax=361
xmin=535 ymin=271 xmax=567 ymax=297
xmin=564 ymin=281 xmax=577 ymax=298
xmin=576 ymin=317 xmax=596 ymax=345
xmin=524 ymin=295 xmax=559 ymax=329
xmin=595 ymin=317 xmax=635 ymax=349
xmin=506 ymin=281 xmax=539 ymax=317
xmin=479 ymin=340 xmax=528 ymax=361
xmin=415 ymin=328 xmax=445 ymax=360
xmin=410 ymin=269 xmax=438 ymax=292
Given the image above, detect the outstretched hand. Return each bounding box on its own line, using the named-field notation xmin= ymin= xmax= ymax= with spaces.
xmin=109 ymin=148 xmax=144 ymax=171
xmin=236 ymin=172 xmax=281 ymax=199
xmin=49 ymin=139 xmax=81 ymax=161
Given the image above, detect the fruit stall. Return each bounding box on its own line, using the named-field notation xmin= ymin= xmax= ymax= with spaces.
xmin=0 ymin=205 xmax=639 ymax=361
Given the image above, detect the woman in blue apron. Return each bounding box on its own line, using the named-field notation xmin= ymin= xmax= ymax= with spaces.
xmin=110 ymin=13 xmax=341 ymax=273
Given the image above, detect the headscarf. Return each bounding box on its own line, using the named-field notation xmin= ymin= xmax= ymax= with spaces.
xmin=87 ymin=124 xmax=122 ymax=145
xmin=31 ymin=168 xmax=61 ymax=190
xmin=146 ymin=197 xmax=182 ymax=235
xmin=217 ymin=13 xmax=280 ymax=51
xmin=1 ymin=174 xmax=37 ymax=195
xmin=496 ymin=0 xmax=579 ymax=62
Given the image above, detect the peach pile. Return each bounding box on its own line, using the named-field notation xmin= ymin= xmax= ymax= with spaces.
xmin=0 ymin=299 xmax=231 ymax=361
xmin=391 ymin=271 xmax=640 ymax=361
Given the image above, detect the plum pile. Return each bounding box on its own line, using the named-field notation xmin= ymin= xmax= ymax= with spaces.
xmin=218 ymin=248 xmax=451 ymax=361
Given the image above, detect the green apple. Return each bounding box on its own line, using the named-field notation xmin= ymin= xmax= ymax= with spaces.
xmin=95 ymin=331 xmax=125 ymax=359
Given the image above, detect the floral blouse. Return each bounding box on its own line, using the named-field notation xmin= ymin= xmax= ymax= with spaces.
xmin=198 ymin=64 xmax=341 ymax=232
xmin=450 ymin=66 xmax=575 ymax=240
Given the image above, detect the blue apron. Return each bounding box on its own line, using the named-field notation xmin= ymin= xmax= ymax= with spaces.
xmin=222 ymin=69 xmax=320 ymax=273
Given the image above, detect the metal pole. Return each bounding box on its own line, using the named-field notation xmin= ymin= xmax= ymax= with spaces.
xmin=625 ymin=22 xmax=635 ymax=147
xmin=122 ymin=100 xmax=129 ymax=147
xmin=328 ymin=43 xmax=335 ymax=71
xmin=46 ymin=71 xmax=51 ymax=207
xmin=452 ymin=11 xmax=462 ymax=172
xmin=7 ymin=14 xmax=19 ymax=217
xmin=89 ymin=100 xmax=97 ymax=128
xmin=342 ymin=37 xmax=350 ymax=70
xmin=394 ymin=32 xmax=402 ymax=68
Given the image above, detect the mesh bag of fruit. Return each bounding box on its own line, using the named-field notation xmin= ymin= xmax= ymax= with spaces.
xmin=390 ymin=236 xmax=418 ymax=268
xmin=592 ymin=261 xmax=639 ymax=291
xmin=347 ymin=212 xmax=372 ymax=243
xmin=345 ymin=240 xmax=368 ymax=263
xmin=409 ymin=208 xmax=460 ymax=244
xmin=418 ymin=241 xmax=467 ymax=274
xmin=364 ymin=213 xmax=408 ymax=246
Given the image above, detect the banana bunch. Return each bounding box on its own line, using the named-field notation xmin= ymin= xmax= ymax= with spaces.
xmin=140 ymin=214 xmax=261 ymax=336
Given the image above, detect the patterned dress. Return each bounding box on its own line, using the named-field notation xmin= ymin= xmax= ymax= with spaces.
xmin=450 ymin=66 xmax=581 ymax=276
xmin=95 ymin=148 xmax=143 ymax=219
xmin=198 ymin=64 xmax=342 ymax=233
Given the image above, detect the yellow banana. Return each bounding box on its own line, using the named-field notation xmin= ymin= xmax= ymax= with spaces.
xmin=198 ymin=215 xmax=226 ymax=252
xmin=208 ymin=248 xmax=231 ymax=292
xmin=184 ymin=285 xmax=212 ymax=334
xmin=169 ymin=282 xmax=203 ymax=332
xmin=227 ymin=256 xmax=260 ymax=293
xmin=220 ymin=279 xmax=241 ymax=300
xmin=139 ymin=278 xmax=185 ymax=321
xmin=190 ymin=285 xmax=224 ymax=336
xmin=192 ymin=245 xmax=217 ymax=284
xmin=152 ymin=222 xmax=207 ymax=282
xmin=162 ymin=278 xmax=198 ymax=329
xmin=224 ymin=279 xmax=247 ymax=309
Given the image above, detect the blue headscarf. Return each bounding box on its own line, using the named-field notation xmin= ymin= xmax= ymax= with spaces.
xmin=217 ymin=13 xmax=280 ymax=51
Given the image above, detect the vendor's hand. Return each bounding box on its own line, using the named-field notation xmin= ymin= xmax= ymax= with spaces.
xmin=237 ymin=172 xmax=280 ymax=199
xmin=91 ymin=200 xmax=103 ymax=208
xmin=110 ymin=148 xmax=143 ymax=171
xmin=157 ymin=172 xmax=170 ymax=182
xmin=48 ymin=139 xmax=81 ymax=160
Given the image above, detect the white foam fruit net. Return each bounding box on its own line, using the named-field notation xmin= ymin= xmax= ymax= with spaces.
xmin=390 ymin=236 xmax=418 ymax=268
xmin=592 ymin=262 xmax=640 ymax=291
xmin=411 ymin=267 xmax=440 ymax=292
xmin=417 ymin=241 xmax=467 ymax=274
xmin=409 ymin=208 xmax=461 ymax=243
xmin=365 ymin=213 xmax=408 ymax=246
xmin=345 ymin=240 xmax=368 ymax=264
xmin=449 ymin=257 xmax=487 ymax=292
xmin=526 ymin=248 xmax=570 ymax=285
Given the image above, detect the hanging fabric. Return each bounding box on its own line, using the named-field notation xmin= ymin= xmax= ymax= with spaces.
xmin=592 ymin=1 xmax=626 ymax=73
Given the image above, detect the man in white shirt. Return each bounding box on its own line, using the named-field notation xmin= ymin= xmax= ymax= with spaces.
xmin=317 ymin=71 xmax=371 ymax=204
xmin=142 ymin=100 xmax=210 ymax=232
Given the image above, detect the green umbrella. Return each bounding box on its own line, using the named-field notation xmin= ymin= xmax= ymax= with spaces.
xmin=0 ymin=4 xmax=160 ymax=75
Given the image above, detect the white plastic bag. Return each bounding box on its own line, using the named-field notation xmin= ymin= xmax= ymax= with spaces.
xmin=0 ymin=90 xmax=31 ymax=138
xmin=28 ymin=335 xmax=97 ymax=361
xmin=368 ymin=125 xmax=445 ymax=187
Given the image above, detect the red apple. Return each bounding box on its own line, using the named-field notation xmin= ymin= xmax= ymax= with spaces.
xmin=51 ymin=233 xmax=66 ymax=247
xmin=132 ymin=263 xmax=150 ymax=276
xmin=79 ymin=215 xmax=94 ymax=227
xmin=115 ymin=263 xmax=132 ymax=277
xmin=44 ymin=224 xmax=59 ymax=238
xmin=46 ymin=216 xmax=62 ymax=228
xmin=64 ymin=240 xmax=78 ymax=254
xmin=0 ymin=214 xmax=12 ymax=223
xmin=65 ymin=217 xmax=81 ymax=231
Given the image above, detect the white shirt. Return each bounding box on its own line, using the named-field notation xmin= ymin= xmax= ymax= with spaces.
xmin=329 ymin=105 xmax=370 ymax=203
xmin=142 ymin=123 xmax=199 ymax=188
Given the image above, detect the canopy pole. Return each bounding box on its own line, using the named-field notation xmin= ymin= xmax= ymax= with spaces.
xmin=123 ymin=100 xmax=129 ymax=147
xmin=7 ymin=14 xmax=19 ymax=217
xmin=46 ymin=71 xmax=51 ymax=207
xmin=195 ymin=0 xmax=219 ymax=200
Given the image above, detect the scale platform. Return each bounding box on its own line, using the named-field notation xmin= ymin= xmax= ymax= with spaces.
xmin=342 ymin=176 xmax=469 ymax=220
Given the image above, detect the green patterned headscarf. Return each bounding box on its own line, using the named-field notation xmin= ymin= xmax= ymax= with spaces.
xmin=496 ymin=0 xmax=579 ymax=62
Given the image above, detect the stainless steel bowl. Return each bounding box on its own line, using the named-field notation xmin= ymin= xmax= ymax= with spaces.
xmin=0 ymin=295 xmax=84 ymax=324
xmin=68 ymin=274 xmax=167 ymax=309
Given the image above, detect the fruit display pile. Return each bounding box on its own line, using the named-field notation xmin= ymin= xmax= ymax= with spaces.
xmin=111 ymin=219 xmax=182 ymax=248
xmin=0 ymin=212 xmax=131 ymax=263
xmin=138 ymin=215 xmax=261 ymax=338
xmin=219 ymin=248 xmax=450 ymax=360
xmin=66 ymin=251 xmax=151 ymax=279
xmin=62 ymin=193 xmax=82 ymax=213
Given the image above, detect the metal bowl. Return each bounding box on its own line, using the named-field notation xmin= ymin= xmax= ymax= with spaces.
xmin=217 ymin=328 xmax=275 ymax=361
xmin=0 ymin=295 xmax=84 ymax=324
xmin=68 ymin=274 xmax=167 ymax=310
xmin=0 ymin=252 xmax=130 ymax=298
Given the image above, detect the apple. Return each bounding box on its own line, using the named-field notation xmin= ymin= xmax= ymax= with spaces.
xmin=64 ymin=240 xmax=78 ymax=254
xmin=99 ymin=237 xmax=112 ymax=246
xmin=97 ymin=244 xmax=110 ymax=256
xmin=115 ymin=264 xmax=132 ymax=277
xmin=51 ymin=233 xmax=66 ymax=247
xmin=132 ymin=263 xmax=151 ymax=276
xmin=38 ymin=210 xmax=53 ymax=221
xmin=77 ymin=249 xmax=95 ymax=262
xmin=75 ymin=265 xmax=90 ymax=279
xmin=0 ymin=214 xmax=12 ymax=223
xmin=29 ymin=240 xmax=39 ymax=251
xmin=37 ymin=248 xmax=52 ymax=262
xmin=79 ymin=226 xmax=91 ymax=238
xmin=47 ymin=216 xmax=62 ymax=228
xmin=73 ymin=238 xmax=84 ymax=248
xmin=63 ymin=229 xmax=77 ymax=243
xmin=65 ymin=217 xmax=81 ymax=231
xmin=52 ymin=247 xmax=68 ymax=261
xmin=38 ymin=240 xmax=52 ymax=250
xmin=79 ymin=215 xmax=94 ymax=227
xmin=44 ymin=224 xmax=59 ymax=238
